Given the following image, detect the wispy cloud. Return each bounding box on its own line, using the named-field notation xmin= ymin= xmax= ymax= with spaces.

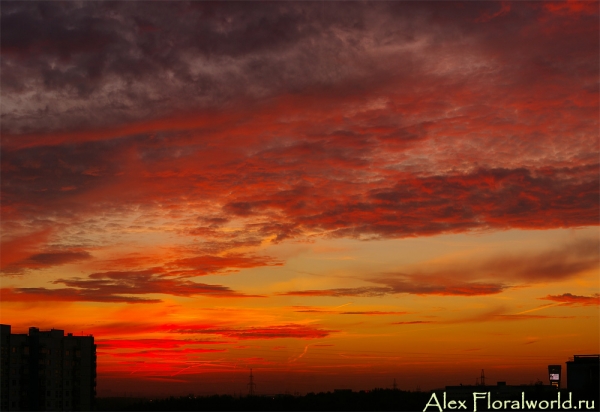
xmin=339 ymin=311 xmax=409 ymax=316
xmin=281 ymin=238 xmax=598 ymax=298
xmin=391 ymin=321 xmax=434 ymax=325
xmin=1 ymin=269 xmax=262 ymax=303
xmin=163 ymin=323 xmax=336 ymax=340
xmin=281 ymin=287 xmax=392 ymax=298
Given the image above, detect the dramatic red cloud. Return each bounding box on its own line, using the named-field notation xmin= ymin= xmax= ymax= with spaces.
xmin=96 ymin=339 xmax=230 ymax=350
xmin=75 ymin=322 xmax=335 ymax=344
xmin=540 ymin=293 xmax=600 ymax=306
xmin=2 ymin=96 xmax=597 ymax=253
xmin=164 ymin=323 xmax=335 ymax=340
xmin=109 ymin=348 xmax=226 ymax=359
xmin=543 ymin=0 xmax=598 ymax=16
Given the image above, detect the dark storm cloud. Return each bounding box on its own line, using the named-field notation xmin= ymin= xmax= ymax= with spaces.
xmin=1 ymin=1 xmax=377 ymax=134
xmin=4 ymin=1 xmax=595 ymax=135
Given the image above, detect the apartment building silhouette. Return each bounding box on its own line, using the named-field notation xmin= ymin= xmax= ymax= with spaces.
xmin=0 ymin=324 xmax=96 ymax=411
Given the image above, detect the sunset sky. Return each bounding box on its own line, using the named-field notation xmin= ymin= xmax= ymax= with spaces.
xmin=1 ymin=1 xmax=598 ymax=397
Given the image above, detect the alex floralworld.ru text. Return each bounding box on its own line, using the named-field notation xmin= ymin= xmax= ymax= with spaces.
xmin=423 ymin=391 xmax=595 ymax=412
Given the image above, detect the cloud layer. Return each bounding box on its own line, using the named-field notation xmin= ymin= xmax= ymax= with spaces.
xmin=282 ymin=238 xmax=599 ymax=297
xmin=1 ymin=3 xmax=598 ymax=313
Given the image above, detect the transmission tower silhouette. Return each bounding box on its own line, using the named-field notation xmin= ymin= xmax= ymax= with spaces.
xmin=247 ymin=368 xmax=256 ymax=396
xmin=393 ymin=378 xmax=398 ymax=390
xmin=480 ymin=369 xmax=486 ymax=386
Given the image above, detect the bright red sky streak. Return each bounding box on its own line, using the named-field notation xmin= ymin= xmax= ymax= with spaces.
xmin=1 ymin=1 xmax=598 ymax=397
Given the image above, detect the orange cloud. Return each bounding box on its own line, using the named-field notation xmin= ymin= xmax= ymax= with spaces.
xmin=540 ymin=293 xmax=600 ymax=306
xmin=283 ymin=238 xmax=598 ymax=298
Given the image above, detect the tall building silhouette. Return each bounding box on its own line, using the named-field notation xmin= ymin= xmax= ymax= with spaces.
xmin=566 ymin=354 xmax=599 ymax=392
xmin=0 ymin=324 xmax=96 ymax=411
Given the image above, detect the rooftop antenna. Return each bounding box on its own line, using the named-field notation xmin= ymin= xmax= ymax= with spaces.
xmin=247 ymin=368 xmax=256 ymax=396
